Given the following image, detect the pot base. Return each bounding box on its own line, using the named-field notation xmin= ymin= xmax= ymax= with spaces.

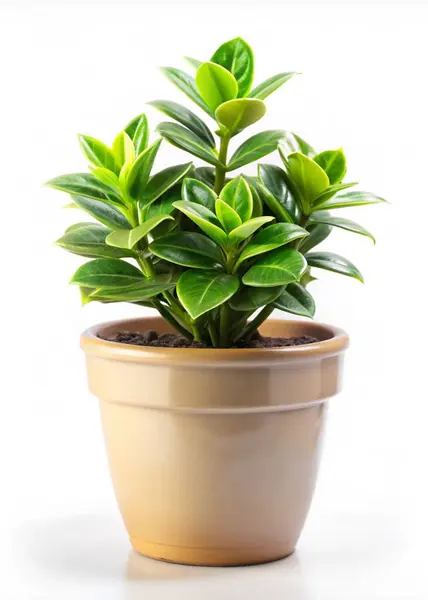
xmin=130 ymin=537 xmax=295 ymax=567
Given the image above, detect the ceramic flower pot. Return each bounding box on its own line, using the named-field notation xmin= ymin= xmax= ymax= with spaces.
xmin=81 ymin=316 xmax=348 ymax=566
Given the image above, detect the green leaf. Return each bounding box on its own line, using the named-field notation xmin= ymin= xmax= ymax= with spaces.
xmin=90 ymin=276 xmax=176 ymax=301
xmin=56 ymin=223 xmax=132 ymax=259
xmin=149 ymin=100 xmax=215 ymax=147
xmin=141 ymin=186 xmax=181 ymax=220
xmin=215 ymin=198 xmax=241 ymax=233
xmin=195 ymin=62 xmax=238 ymax=112
xmin=220 ymin=177 xmax=253 ymax=222
xmin=150 ymin=232 xmax=224 ymax=270
xmin=227 ymin=130 xmax=285 ymax=171
xmin=112 ymin=131 xmax=135 ymax=168
xmin=258 ymin=164 xmax=300 ymax=222
xmin=313 ymin=181 xmax=358 ymax=206
xmin=236 ymin=223 xmax=309 ymax=267
xmin=229 ymin=216 xmax=274 ymax=245
xmin=256 ymin=183 xmax=294 ymax=223
xmin=279 ymin=133 xmax=316 ymax=158
xmin=313 ymin=190 xmax=387 ymax=211
xmin=89 ymin=167 xmax=120 ymax=193
xmin=124 ymin=113 xmax=146 ymax=139
xmin=71 ymin=258 xmax=143 ymax=288
xmin=314 ymin=149 xmax=347 ymax=184
xmin=78 ymin=134 xmax=119 ymax=174
xmin=45 ymin=173 xmax=122 ymax=205
xmin=194 ymin=167 xmax=216 ymax=187
xmin=248 ymin=183 xmax=263 ymax=218
xmin=242 ymin=248 xmax=307 ymax=287
xmin=177 ymin=271 xmax=239 ymax=319
xmin=286 ymin=152 xmax=330 ymax=213
xmin=142 ymin=163 xmax=193 ymax=205
xmin=249 ymin=72 xmax=298 ymax=100
xmin=182 ymin=177 xmax=217 ymax=211
xmin=156 ymin=122 xmax=221 ymax=166
xmin=105 ymin=215 xmax=174 ymax=249
xmin=309 ymin=211 xmax=375 ymax=243
xmin=184 ymin=56 xmax=203 ymax=69
xmin=216 ymin=98 xmax=266 ymax=135
xmin=229 ymin=286 xmax=283 ymax=311
xmin=274 ymin=283 xmax=315 ymax=318
xmin=307 ymin=251 xmax=363 ymax=282
xmin=298 ymin=224 xmax=332 ymax=254
xmin=160 ymin=67 xmax=213 ymax=116
xmin=173 ymin=200 xmax=228 ymax=247
xmin=125 ymin=139 xmax=162 ymax=201
xmin=211 ymin=37 xmax=254 ymax=97
xmin=132 ymin=114 xmax=150 ymax=155
xmin=72 ymin=195 xmax=131 ymax=230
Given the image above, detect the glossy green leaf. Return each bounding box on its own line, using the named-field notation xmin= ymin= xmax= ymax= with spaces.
xmin=160 ymin=67 xmax=213 ymax=116
xmin=309 ymin=211 xmax=375 ymax=243
xmin=112 ymin=131 xmax=135 ymax=168
xmin=258 ymin=164 xmax=300 ymax=222
xmin=229 ymin=216 xmax=274 ymax=245
xmin=90 ymin=276 xmax=176 ymax=301
xmin=173 ymin=200 xmax=228 ymax=247
xmin=215 ymin=198 xmax=241 ymax=233
xmin=248 ymin=183 xmax=263 ymax=218
xmin=307 ymin=251 xmax=363 ymax=282
xmin=194 ymin=167 xmax=216 ymax=188
xmin=274 ymin=283 xmax=315 ymax=318
xmin=105 ymin=215 xmax=173 ymax=249
xmin=298 ymin=224 xmax=332 ymax=254
xmin=249 ymin=72 xmax=298 ymax=100
xmin=125 ymin=139 xmax=162 ymax=200
xmin=256 ymin=183 xmax=294 ymax=223
xmin=141 ymin=186 xmax=181 ymax=220
xmin=314 ymin=149 xmax=347 ymax=184
xmin=56 ymin=223 xmax=132 ymax=259
xmin=211 ymin=37 xmax=254 ymax=97
xmin=216 ymin=98 xmax=266 ymax=135
xmin=124 ymin=113 xmax=145 ymax=139
xmin=177 ymin=271 xmax=239 ymax=319
xmin=313 ymin=190 xmax=387 ymax=211
xmin=132 ymin=114 xmax=149 ymax=155
xmin=71 ymin=195 xmax=131 ymax=230
xmin=182 ymin=178 xmax=217 ymax=211
xmin=286 ymin=152 xmax=330 ymax=212
xmin=142 ymin=163 xmax=193 ymax=205
xmin=45 ymin=173 xmax=122 ymax=205
xmin=89 ymin=167 xmax=120 ymax=193
xmin=65 ymin=221 xmax=94 ymax=232
xmin=156 ymin=122 xmax=221 ymax=166
xmin=279 ymin=133 xmax=316 ymax=158
xmin=220 ymin=177 xmax=253 ymax=222
xmin=229 ymin=286 xmax=283 ymax=311
xmin=242 ymin=248 xmax=307 ymax=287
xmin=70 ymin=258 xmax=143 ymax=288
xmin=236 ymin=223 xmax=309 ymax=267
xmin=227 ymin=130 xmax=285 ymax=171
xmin=184 ymin=56 xmax=203 ymax=69
xmin=313 ymin=181 xmax=358 ymax=206
xmin=149 ymin=100 xmax=215 ymax=147
xmin=78 ymin=134 xmax=119 ymax=174
xmin=195 ymin=62 xmax=238 ymax=112
xmin=150 ymin=232 xmax=224 ymax=269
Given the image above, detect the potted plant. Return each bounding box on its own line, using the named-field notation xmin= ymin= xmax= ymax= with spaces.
xmin=47 ymin=37 xmax=384 ymax=566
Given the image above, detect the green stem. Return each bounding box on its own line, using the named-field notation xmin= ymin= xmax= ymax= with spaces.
xmin=219 ymin=303 xmax=230 ymax=347
xmin=208 ymin=318 xmax=219 ymax=348
xmin=214 ymin=134 xmax=230 ymax=195
xmin=191 ymin=322 xmax=202 ymax=342
xmin=237 ymin=304 xmax=275 ymax=342
xmin=135 ymin=251 xmax=156 ymax=279
xmin=153 ymin=301 xmax=192 ymax=340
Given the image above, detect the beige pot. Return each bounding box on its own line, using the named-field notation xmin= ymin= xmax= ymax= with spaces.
xmin=81 ymin=316 xmax=348 ymax=566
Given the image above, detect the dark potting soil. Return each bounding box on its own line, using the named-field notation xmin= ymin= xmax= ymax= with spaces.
xmin=101 ymin=330 xmax=318 ymax=349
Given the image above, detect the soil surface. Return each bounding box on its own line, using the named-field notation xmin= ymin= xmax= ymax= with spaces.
xmin=101 ymin=330 xmax=318 ymax=349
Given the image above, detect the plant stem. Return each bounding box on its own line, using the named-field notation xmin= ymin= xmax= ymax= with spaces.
xmin=219 ymin=303 xmax=230 ymax=347
xmin=208 ymin=319 xmax=219 ymax=347
xmin=214 ymin=134 xmax=230 ymax=195
xmin=191 ymin=322 xmax=202 ymax=342
xmin=237 ymin=304 xmax=275 ymax=342
xmin=135 ymin=251 xmax=156 ymax=278
xmin=153 ymin=300 xmax=192 ymax=340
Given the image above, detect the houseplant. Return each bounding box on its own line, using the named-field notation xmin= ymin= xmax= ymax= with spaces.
xmin=47 ymin=37 xmax=384 ymax=565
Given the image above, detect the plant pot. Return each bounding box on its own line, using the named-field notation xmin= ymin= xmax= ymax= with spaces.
xmin=81 ymin=316 xmax=348 ymax=566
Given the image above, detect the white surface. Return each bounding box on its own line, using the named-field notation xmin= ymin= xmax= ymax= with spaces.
xmin=1 ymin=2 xmax=428 ymax=598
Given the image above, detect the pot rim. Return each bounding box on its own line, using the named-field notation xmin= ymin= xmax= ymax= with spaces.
xmin=81 ymin=317 xmax=349 ymax=366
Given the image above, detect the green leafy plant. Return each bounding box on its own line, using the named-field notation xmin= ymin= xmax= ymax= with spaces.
xmin=47 ymin=37 xmax=385 ymax=347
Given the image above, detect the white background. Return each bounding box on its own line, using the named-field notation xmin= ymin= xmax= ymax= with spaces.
xmin=1 ymin=2 xmax=427 ymax=598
